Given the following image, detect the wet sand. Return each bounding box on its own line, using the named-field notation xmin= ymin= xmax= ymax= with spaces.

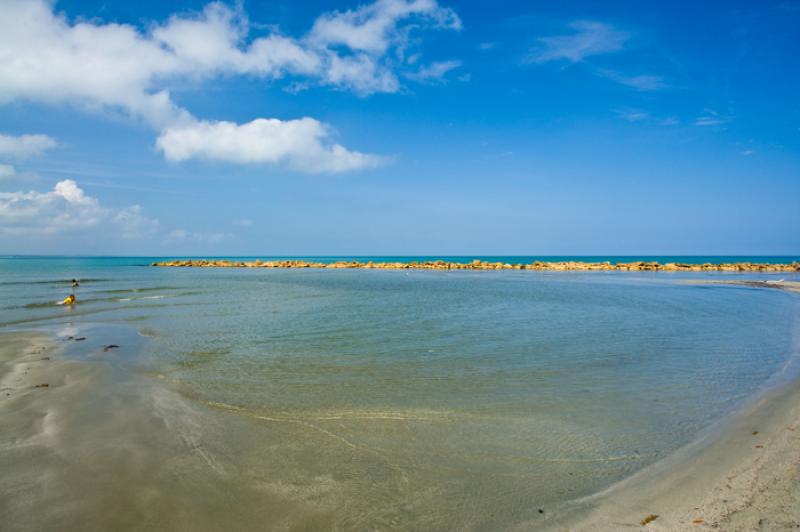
xmin=0 ymin=330 xmax=333 ymax=531
xmin=693 ymin=280 xmax=800 ymax=295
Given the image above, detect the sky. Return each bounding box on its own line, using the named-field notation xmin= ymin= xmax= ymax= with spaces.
xmin=0 ymin=0 xmax=798 ymax=256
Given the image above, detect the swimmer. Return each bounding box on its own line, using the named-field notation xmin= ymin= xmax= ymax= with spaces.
xmin=72 ymin=278 xmax=80 ymax=288
xmin=60 ymin=294 xmax=76 ymax=305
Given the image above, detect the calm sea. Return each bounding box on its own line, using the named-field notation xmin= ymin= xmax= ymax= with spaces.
xmin=1 ymin=256 xmax=799 ymax=529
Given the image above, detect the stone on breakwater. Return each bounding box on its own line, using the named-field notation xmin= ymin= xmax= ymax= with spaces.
xmin=151 ymin=259 xmax=800 ymax=273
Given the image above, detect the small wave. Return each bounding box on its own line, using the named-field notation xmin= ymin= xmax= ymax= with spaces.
xmin=117 ymin=295 xmax=164 ymax=302
xmin=98 ymin=286 xmax=182 ymax=295
xmin=25 ymin=295 xmax=143 ymax=308
xmin=22 ymin=301 xmax=63 ymax=309
xmin=0 ymin=302 xmax=199 ymax=328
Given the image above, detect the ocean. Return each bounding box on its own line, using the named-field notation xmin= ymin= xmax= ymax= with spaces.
xmin=1 ymin=256 xmax=799 ymax=529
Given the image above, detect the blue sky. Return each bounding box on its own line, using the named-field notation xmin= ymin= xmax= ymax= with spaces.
xmin=0 ymin=0 xmax=798 ymax=255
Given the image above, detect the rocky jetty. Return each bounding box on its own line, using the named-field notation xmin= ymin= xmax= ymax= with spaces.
xmin=152 ymin=259 xmax=800 ymax=272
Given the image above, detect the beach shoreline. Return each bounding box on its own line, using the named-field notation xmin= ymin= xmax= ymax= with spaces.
xmin=540 ymin=281 xmax=800 ymax=530
xmin=689 ymin=279 xmax=800 ymax=295
xmin=545 ymin=365 xmax=800 ymax=530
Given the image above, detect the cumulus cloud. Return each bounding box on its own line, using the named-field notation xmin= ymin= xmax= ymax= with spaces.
xmin=528 ymin=21 xmax=628 ymax=64
xmin=0 ymin=1 xmax=187 ymax=128
xmin=150 ymin=3 xmax=323 ymax=81
xmin=0 ymin=133 xmax=57 ymax=158
xmin=0 ymin=0 xmax=460 ymax=171
xmin=156 ymin=117 xmax=385 ymax=173
xmin=0 ymin=179 xmax=158 ymax=237
xmin=309 ymin=0 xmax=460 ymax=55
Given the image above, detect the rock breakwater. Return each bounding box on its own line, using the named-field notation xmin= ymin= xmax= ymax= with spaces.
xmin=152 ymin=259 xmax=800 ymax=272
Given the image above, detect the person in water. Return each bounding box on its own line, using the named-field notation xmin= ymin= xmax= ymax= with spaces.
xmin=72 ymin=279 xmax=79 ymax=288
xmin=61 ymin=294 xmax=76 ymax=305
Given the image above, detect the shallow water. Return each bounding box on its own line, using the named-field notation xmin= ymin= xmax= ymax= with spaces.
xmin=1 ymin=257 xmax=799 ymax=529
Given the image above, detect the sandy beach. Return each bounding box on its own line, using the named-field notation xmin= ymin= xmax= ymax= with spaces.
xmin=529 ymin=281 xmax=800 ymax=530
xmin=0 ymin=329 xmax=334 ymax=531
xmin=693 ymin=280 xmax=800 ymax=295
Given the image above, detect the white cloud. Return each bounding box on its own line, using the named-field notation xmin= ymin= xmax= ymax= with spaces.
xmin=0 ymin=133 xmax=57 ymax=158
xmin=113 ymin=205 xmax=161 ymax=239
xmin=695 ymin=117 xmax=722 ymax=126
xmin=527 ymin=21 xmax=668 ymax=94
xmin=232 ymin=219 xmax=253 ymax=226
xmin=406 ymin=60 xmax=462 ymax=83
xmin=156 ymin=117 xmax=385 ymax=173
xmin=597 ymin=70 xmax=666 ymax=91
xmin=528 ymin=21 xmax=629 ymax=64
xmin=0 ymin=179 xmax=158 ymax=237
xmin=322 ymin=53 xmax=400 ymax=95
xmin=0 ymin=164 xmax=41 ymax=184
xmin=0 ymin=164 xmax=15 ymax=179
xmin=740 ymin=149 xmax=754 ymax=156
xmin=694 ymin=109 xmax=724 ymax=127
xmin=309 ymin=0 xmax=461 ymax=55
xmin=615 ymin=109 xmax=684 ymax=126
xmin=615 ymin=108 xmax=649 ymax=122
xmin=0 ymin=0 xmax=460 ymax=171
xmin=0 ymin=1 xmax=188 ymax=128
xmin=151 ymin=3 xmax=322 ymax=79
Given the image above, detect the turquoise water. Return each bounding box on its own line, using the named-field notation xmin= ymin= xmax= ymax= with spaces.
xmin=2 ymin=256 xmax=800 ymax=529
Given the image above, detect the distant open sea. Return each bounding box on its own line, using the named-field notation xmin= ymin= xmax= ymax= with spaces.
xmin=1 ymin=255 xmax=799 ymax=529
